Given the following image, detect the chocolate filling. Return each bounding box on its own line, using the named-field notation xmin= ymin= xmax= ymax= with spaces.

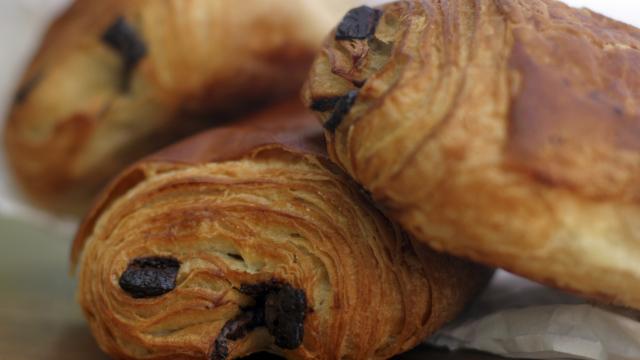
xmin=14 ymin=72 xmax=43 ymax=105
xmin=212 ymin=309 xmax=265 ymax=360
xmin=310 ymin=97 xmax=342 ymax=112
xmin=118 ymin=257 xmax=180 ymax=298
xmin=264 ymin=285 xmax=306 ymax=349
xmin=211 ymin=281 xmax=308 ymax=360
xmin=324 ymin=90 xmax=359 ymax=132
xmin=101 ymin=16 xmax=147 ymax=90
xmin=335 ymin=6 xmax=382 ymax=41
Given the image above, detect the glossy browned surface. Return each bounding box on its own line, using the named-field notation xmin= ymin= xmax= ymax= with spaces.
xmin=303 ymin=0 xmax=640 ymax=311
xmin=505 ymin=0 xmax=640 ymax=200
xmin=0 ymin=217 xmax=505 ymax=360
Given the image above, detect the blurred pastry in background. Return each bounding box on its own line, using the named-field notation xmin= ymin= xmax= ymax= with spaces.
xmin=304 ymin=0 xmax=640 ymax=310
xmin=4 ymin=0 xmax=359 ymax=214
xmin=71 ymin=101 xmax=491 ymax=360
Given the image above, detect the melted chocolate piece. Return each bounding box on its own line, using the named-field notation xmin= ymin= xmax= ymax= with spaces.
xmin=324 ymin=90 xmax=358 ymax=132
xmin=264 ymin=285 xmax=306 ymax=349
xmin=310 ymin=97 xmax=342 ymax=112
xmin=118 ymin=257 xmax=180 ymax=298
xmin=102 ymin=16 xmax=147 ymax=89
xmin=211 ymin=281 xmax=308 ymax=359
xmin=212 ymin=309 xmax=265 ymax=360
xmin=239 ymin=281 xmax=280 ymax=298
xmin=14 ymin=72 xmax=43 ymax=105
xmin=335 ymin=6 xmax=382 ymax=41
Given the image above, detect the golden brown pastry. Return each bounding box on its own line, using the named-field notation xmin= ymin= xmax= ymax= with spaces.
xmin=303 ymin=1 xmax=640 ymax=310
xmin=4 ymin=0 xmax=359 ymax=212
xmin=71 ymin=101 xmax=491 ymax=360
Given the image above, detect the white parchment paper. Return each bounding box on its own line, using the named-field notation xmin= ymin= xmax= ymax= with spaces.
xmin=0 ymin=1 xmax=639 ymax=359
xmin=428 ymin=271 xmax=640 ymax=360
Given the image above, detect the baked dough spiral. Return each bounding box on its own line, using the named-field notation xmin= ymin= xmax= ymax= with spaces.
xmin=71 ymin=102 xmax=490 ymax=359
xmin=303 ymin=1 xmax=640 ymax=309
xmin=4 ymin=0 xmax=358 ymax=212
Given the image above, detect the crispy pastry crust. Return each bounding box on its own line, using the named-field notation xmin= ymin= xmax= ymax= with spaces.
xmin=71 ymin=101 xmax=491 ymax=360
xmin=303 ymin=0 xmax=640 ymax=309
xmin=4 ymin=0 xmax=358 ymax=212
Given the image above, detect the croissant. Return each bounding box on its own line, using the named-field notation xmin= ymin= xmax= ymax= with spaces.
xmin=71 ymin=101 xmax=491 ymax=360
xmin=303 ymin=0 xmax=640 ymax=310
xmin=3 ymin=0 xmax=359 ymax=213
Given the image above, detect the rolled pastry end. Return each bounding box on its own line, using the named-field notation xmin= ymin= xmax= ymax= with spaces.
xmin=73 ymin=105 xmax=490 ymax=359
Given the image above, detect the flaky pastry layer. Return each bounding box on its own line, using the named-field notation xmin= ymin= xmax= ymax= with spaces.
xmin=304 ymin=0 xmax=640 ymax=309
xmin=72 ymin=103 xmax=490 ymax=359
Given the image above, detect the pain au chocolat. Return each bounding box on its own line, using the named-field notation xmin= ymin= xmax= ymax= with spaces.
xmin=303 ymin=1 xmax=640 ymax=309
xmin=71 ymin=102 xmax=491 ymax=360
xmin=4 ymin=0 xmax=358 ymax=213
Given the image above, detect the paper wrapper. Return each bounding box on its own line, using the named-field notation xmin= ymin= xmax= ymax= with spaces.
xmin=0 ymin=1 xmax=638 ymax=359
xmin=428 ymin=271 xmax=640 ymax=360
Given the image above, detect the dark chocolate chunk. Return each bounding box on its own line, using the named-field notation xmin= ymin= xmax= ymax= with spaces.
xmin=264 ymin=284 xmax=307 ymax=349
xmin=239 ymin=280 xmax=280 ymax=298
xmin=212 ymin=281 xmax=307 ymax=358
xmin=212 ymin=309 xmax=264 ymax=360
xmin=212 ymin=337 xmax=229 ymax=360
xmin=14 ymin=72 xmax=43 ymax=105
xmin=102 ymin=16 xmax=147 ymax=89
xmin=118 ymin=257 xmax=180 ymax=298
xmin=324 ymin=90 xmax=359 ymax=132
xmin=310 ymin=97 xmax=342 ymax=112
xmin=335 ymin=6 xmax=382 ymax=41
